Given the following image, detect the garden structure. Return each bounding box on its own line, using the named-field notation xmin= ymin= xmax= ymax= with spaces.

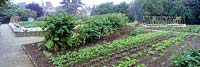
xmin=8 ymin=21 xmax=45 ymax=37
xmin=143 ymin=16 xmax=186 ymax=27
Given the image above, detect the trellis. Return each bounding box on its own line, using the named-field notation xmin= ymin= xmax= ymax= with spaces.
xmin=142 ymin=16 xmax=185 ymax=24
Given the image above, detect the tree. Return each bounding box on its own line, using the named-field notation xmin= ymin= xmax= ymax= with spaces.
xmin=0 ymin=0 xmax=8 ymax=6
xmin=91 ymin=2 xmax=116 ymax=15
xmin=91 ymin=2 xmax=129 ymax=15
xmin=183 ymin=0 xmax=200 ymax=24
xmin=0 ymin=2 xmax=36 ymax=23
xmin=26 ymin=3 xmax=44 ymax=17
xmin=127 ymin=0 xmax=143 ymax=22
xmin=60 ymin=0 xmax=83 ymax=14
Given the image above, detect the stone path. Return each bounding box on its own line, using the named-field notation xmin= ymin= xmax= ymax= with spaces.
xmin=0 ymin=24 xmax=44 ymax=67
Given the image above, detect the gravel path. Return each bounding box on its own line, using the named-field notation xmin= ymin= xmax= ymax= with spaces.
xmin=0 ymin=24 xmax=44 ymax=67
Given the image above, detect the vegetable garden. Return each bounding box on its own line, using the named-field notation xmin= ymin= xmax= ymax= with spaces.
xmin=22 ymin=13 xmax=200 ymax=67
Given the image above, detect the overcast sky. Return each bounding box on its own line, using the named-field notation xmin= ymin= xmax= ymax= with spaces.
xmin=12 ymin=0 xmax=132 ymax=7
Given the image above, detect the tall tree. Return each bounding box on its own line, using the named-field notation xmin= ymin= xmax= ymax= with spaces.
xmin=183 ymin=0 xmax=200 ymax=24
xmin=26 ymin=3 xmax=44 ymax=17
xmin=60 ymin=0 xmax=83 ymax=14
xmin=127 ymin=0 xmax=143 ymax=22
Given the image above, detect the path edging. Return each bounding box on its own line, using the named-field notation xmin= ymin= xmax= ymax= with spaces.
xmin=22 ymin=45 xmax=38 ymax=67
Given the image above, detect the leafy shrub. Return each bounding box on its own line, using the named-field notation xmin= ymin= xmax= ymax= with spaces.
xmin=42 ymin=13 xmax=128 ymax=50
xmin=72 ymin=13 xmax=128 ymax=45
xmin=171 ymin=49 xmax=200 ymax=67
xmin=42 ymin=13 xmax=76 ymax=50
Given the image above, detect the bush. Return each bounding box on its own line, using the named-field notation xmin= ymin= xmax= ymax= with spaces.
xmin=77 ymin=13 xmax=128 ymax=42
xmin=171 ymin=49 xmax=200 ymax=67
xmin=42 ymin=13 xmax=76 ymax=50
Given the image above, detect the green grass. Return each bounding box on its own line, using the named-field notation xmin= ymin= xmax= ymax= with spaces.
xmin=18 ymin=21 xmax=46 ymax=28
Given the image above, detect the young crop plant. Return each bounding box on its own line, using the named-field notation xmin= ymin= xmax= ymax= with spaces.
xmin=152 ymin=33 xmax=188 ymax=51
xmin=115 ymin=59 xmax=139 ymax=67
xmin=171 ymin=49 xmax=200 ymax=67
xmin=50 ymin=32 xmax=170 ymax=67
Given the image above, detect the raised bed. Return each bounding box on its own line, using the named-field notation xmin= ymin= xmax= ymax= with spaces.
xmin=8 ymin=23 xmax=43 ymax=37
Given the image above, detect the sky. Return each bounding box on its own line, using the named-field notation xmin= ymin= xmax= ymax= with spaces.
xmin=12 ymin=0 xmax=132 ymax=7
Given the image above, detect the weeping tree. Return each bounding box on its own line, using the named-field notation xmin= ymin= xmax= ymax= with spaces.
xmin=60 ymin=0 xmax=83 ymax=14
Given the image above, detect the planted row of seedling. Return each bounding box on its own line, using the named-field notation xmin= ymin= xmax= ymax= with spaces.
xmin=50 ymin=32 xmax=170 ymax=67
xmin=152 ymin=33 xmax=188 ymax=51
xmin=85 ymin=33 xmax=175 ymax=66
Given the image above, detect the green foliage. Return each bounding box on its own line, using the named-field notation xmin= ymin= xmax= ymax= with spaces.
xmin=115 ymin=59 xmax=139 ymax=67
xmin=72 ymin=13 xmax=128 ymax=46
xmin=152 ymin=33 xmax=188 ymax=51
xmin=0 ymin=2 xmax=36 ymax=21
xmin=50 ymin=32 xmax=170 ymax=67
xmin=91 ymin=2 xmax=129 ymax=15
xmin=0 ymin=0 xmax=8 ymax=6
xmin=42 ymin=13 xmax=128 ymax=50
xmin=18 ymin=21 xmax=46 ymax=28
xmin=149 ymin=25 xmax=200 ymax=33
xmin=137 ymin=64 xmax=146 ymax=67
xmin=130 ymin=28 xmax=146 ymax=36
xmin=171 ymin=49 xmax=200 ymax=67
xmin=42 ymin=13 xmax=76 ymax=50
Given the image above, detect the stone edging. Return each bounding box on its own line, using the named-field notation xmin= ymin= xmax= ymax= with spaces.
xmin=22 ymin=45 xmax=38 ymax=67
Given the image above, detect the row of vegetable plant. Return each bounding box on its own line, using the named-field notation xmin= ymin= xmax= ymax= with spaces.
xmin=148 ymin=25 xmax=200 ymax=33
xmin=171 ymin=49 xmax=200 ymax=67
xmin=152 ymin=33 xmax=188 ymax=51
xmin=114 ymin=59 xmax=139 ymax=67
xmin=50 ymin=32 xmax=170 ymax=67
xmin=42 ymin=13 xmax=128 ymax=50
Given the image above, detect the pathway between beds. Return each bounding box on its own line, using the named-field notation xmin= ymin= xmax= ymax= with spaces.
xmin=0 ymin=24 xmax=44 ymax=67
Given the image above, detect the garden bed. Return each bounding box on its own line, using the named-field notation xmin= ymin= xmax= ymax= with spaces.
xmin=8 ymin=22 xmax=44 ymax=37
xmin=22 ymin=26 xmax=134 ymax=67
xmin=23 ymin=31 xmax=200 ymax=67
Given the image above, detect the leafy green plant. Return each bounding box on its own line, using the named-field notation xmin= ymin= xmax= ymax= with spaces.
xmin=115 ymin=59 xmax=139 ymax=67
xmin=171 ymin=49 xmax=200 ymax=67
xmin=50 ymin=32 xmax=170 ymax=67
xmin=130 ymin=28 xmax=146 ymax=36
xmin=42 ymin=13 xmax=76 ymax=50
xmin=152 ymin=33 xmax=188 ymax=51
xmin=137 ymin=64 xmax=146 ymax=67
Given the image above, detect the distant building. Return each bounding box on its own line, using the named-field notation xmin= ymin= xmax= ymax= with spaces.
xmin=43 ymin=2 xmax=55 ymax=13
